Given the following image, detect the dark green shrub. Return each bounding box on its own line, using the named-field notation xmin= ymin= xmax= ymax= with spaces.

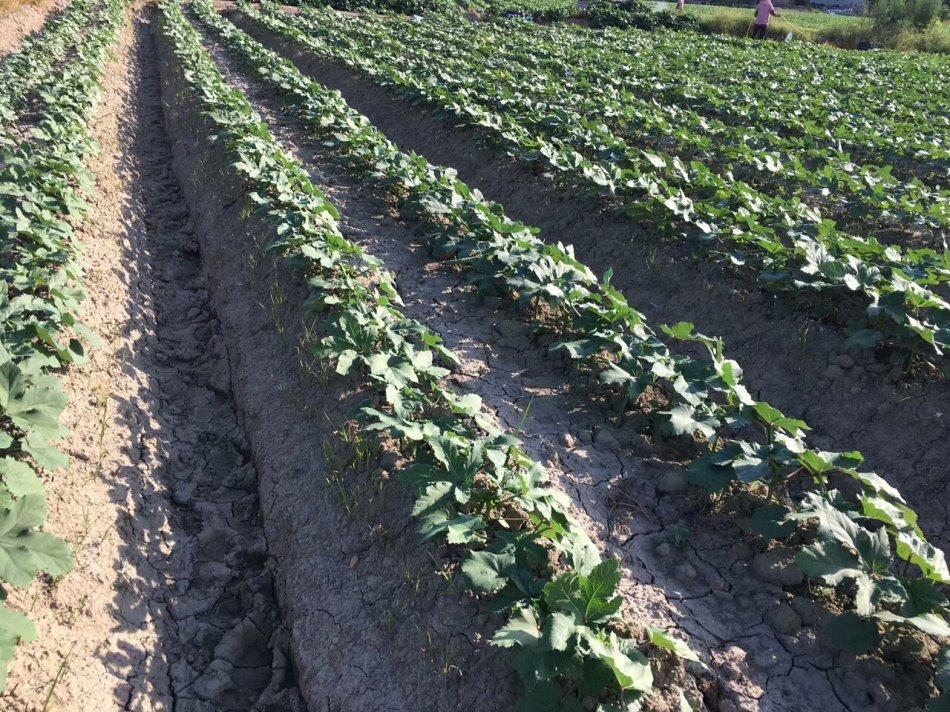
xmin=867 ymin=0 xmax=941 ymax=31
xmin=585 ymin=0 xmax=697 ymax=30
xmin=303 ymin=0 xmax=459 ymax=13
xmin=485 ymin=0 xmax=578 ymax=21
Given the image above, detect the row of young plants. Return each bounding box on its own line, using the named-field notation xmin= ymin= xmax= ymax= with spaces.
xmin=0 ymin=0 xmax=129 ymax=689
xmin=447 ymin=15 xmax=948 ymax=224
xmin=207 ymin=4 xmax=948 ymax=706
xmin=590 ymin=25 xmax=949 ymax=165
xmin=325 ymin=9 xmax=947 ymax=249
xmin=163 ymin=3 xmax=704 ymax=709
xmin=257 ymin=5 xmax=950 ymax=363
xmin=298 ymin=0 xmax=460 ymax=15
xmin=483 ymin=0 xmax=579 ymax=22
xmin=287 ymin=2 xmax=946 ymax=248
xmin=0 ymin=0 xmax=100 ymax=148
xmin=540 ymin=16 xmax=949 ymax=166
xmin=297 ymin=6 xmax=948 ymax=183
xmin=480 ymin=0 xmax=695 ymax=28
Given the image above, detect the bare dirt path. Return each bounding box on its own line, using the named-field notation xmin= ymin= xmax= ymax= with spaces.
xmin=198 ymin=23 xmax=940 ymax=712
xmin=231 ymin=9 xmax=950 ymax=555
xmin=0 ymin=0 xmax=68 ymax=58
xmin=3 ymin=8 xmax=302 ymax=710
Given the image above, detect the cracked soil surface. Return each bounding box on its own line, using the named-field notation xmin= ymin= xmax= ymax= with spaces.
xmin=1 ymin=3 xmax=945 ymax=711
xmin=3 ymin=8 xmax=302 ymax=710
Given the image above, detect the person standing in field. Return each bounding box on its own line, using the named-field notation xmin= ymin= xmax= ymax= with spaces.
xmin=677 ymin=0 xmax=685 ymax=12
xmin=751 ymin=0 xmax=780 ymax=38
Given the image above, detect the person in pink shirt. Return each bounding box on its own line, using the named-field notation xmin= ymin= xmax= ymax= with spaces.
xmin=751 ymin=0 xmax=780 ymax=39
xmin=677 ymin=0 xmax=686 ymax=12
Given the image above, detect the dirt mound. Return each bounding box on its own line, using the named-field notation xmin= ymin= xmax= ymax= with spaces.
xmin=155 ymin=13 xmax=517 ymax=710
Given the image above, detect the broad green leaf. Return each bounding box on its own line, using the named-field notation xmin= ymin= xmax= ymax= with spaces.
xmin=687 ymin=456 xmax=733 ymax=493
xmin=0 ymin=605 xmax=37 ymax=690
xmin=648 ymin=628 xmax=703 ymax=664
xmin=825 ymin=611 xmax=879 ymax=653
xmin=543 ymin=558 xmax=622 ymax=625
xmin=335 ymin=348 xmax=358 ymax=375
xmin=874 ymin=611 xmax=950 ymax=638
xmin=493 ymin=606 xmax=541 ymax=649
xmin=0 ymin=459 xmax=44 ymax=498
xmin=796 ymin=540 xmax=864 ymax=586
xmin=751 ymin=505 xmax=795 ymax=540
xmin=515 ymin=681 xmax=577 ymax=712
xmin=582 ymin=630 xmax=653 ymax=693
xmin=663 ymin=403 xmax=716 ymax=440
xmin=444 ymin=514 xmax=485 ymax=544
xmin=903 ymin=577 xmax=948 ymax=616
xmin=895 ymin=530 xmax=950 ymax=585
xmin=21 ymin=434 xmax=68 ymax=472
xmin=462 ymin=548 xmax=516 ymax=593
xmin=541 ymin=611 xmax=575 ymax=652
xmin=411 ymin=481 xmax=453 ymax=517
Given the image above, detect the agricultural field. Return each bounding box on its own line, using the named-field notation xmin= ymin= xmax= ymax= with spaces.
xmin=650 ymin=2 xmax=862 ymax=30
xmin=0 ymin=0 xmax=947 ymax=710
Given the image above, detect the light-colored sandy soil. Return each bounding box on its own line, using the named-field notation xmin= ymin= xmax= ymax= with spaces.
xmin=3 ymin=7 xmax=301 ymax=710
xmin=0 ymin=0 xmax=68 ymax=58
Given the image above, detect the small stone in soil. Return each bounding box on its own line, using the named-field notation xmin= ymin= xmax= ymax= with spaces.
xmin=675 ymin=563 xmax=698 ymax=580
xmin=559 ymin=431 xmax=578 ymax=449
xmin=824 ymin=364 xmax=843 ymax=379
xmin=766 ymin=603 xmax=803 ymax=635
xmin=751 ymin=547 xmax=804 ymax=587
xmin=656 ymin=469 xmax=688 ymax=494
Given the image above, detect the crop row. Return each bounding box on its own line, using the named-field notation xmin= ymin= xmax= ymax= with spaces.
xmin=215 ymin=3 xmax=948 ymax=706
xmin=511 ymin=18 xmax=949 ymax=166
xmin=161 ymin=2 xmax=710 ymax=708
xmin=260 ymin=5 xmax=950 ymax=360
xmin=0 ymin=0 xmax=100 ymax=148
xmin=289 ymin=7 xmax=949 ymax=304
xmin=482 ymin=0 xmax=578 ymax=21
xmin=0 ymin=0 xmax=128 ymax=688
xmin=295 ymin=5 xmax=948 ymax=211
xmin=591 ymin=27 xmax=949 ymax=164
xmin=329 ymin=11 xmax=947 ymax=245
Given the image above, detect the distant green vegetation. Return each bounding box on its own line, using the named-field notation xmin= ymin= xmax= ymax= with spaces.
xmin=481 ymin=0 xmax=695 ymax=26
xmin=587 ymin=0 xmax=698 ymax=28
xmin=306 ymin=0 xmax=461 ymax=13
xmin=483 ymin=0 xmax=577 ymax=20
xmin=652 ymin=1 xmax=862 ymax=30
xmin=652 ymin=0 xmax=950 ymax=51
xmin=302 ymin=0 xmax=948 ymax=52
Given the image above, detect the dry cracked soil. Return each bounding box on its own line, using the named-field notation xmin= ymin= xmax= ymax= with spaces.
xmin=193 ymin=16 xmax=943 ymax=712
xmin=1 ymin=3 xmax=946 ymax=712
